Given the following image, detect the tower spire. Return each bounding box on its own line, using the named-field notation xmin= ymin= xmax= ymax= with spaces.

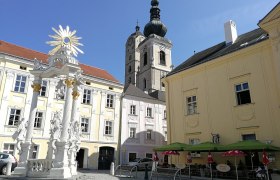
xmin=144 ymin=0 xmax=167 ymax=37
xmin=136 ymin=19 xmax=140 ymax=32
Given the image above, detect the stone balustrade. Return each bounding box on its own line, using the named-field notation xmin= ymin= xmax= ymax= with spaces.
xmin=27 ymin=159 xmax=53 ymax=177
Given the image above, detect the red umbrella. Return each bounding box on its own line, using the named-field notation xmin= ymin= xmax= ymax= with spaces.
xmin=162 ymin=151 xmax=180 ymax=155
xmin=222 ymin=150 xmax=246 ymax=180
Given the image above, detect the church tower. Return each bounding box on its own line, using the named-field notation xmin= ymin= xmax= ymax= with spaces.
xmin=124 ymin=0 xmax=172 ymax=93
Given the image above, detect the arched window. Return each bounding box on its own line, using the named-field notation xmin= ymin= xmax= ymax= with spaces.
xmin=128 ymin=66 xmax=132 ymax=73
xmin=160 ymin=51 xmax=166 ymax=65
xmin=144 ymin=52 xmax=148 ymax=66
xmin=143 ymin=78 xmax=147 ymax=89
xmin=128 ymin=77 xmax=131 ymax=83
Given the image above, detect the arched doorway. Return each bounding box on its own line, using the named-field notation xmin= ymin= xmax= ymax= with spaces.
xmin=98 ymin=146 xmax=115 ymax=170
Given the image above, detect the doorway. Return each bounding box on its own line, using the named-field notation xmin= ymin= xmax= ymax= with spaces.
xmin=76 ymin=149 xmax=85 ymax=168
xmin=98 ymin=146 xmax=115 ymax=170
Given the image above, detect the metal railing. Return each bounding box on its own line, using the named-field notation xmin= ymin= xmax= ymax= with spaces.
xmin=115 ymin=164 xmax=138 ymax=178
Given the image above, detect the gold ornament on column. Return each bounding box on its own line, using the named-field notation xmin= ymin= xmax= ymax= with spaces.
xmin=72 ymin=91 xmax=80 ymax=100
xmin=65 ymin=79 xmax=74 ymax=88
xmin=31 ymin=83 xmax=41 ymax=92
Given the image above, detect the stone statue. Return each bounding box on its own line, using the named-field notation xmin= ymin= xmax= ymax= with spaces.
xmin=12 ymin=118 xmax=28 ymax=154
xmin=55 ymin=79 xmax=65 ymax=100
xmin=33 ymin=58 xmax=44 ymax=70
xmin=68 ymin=121 xmax=81 ymax=156
xmin=50 ymin=112 xmax=62 ymax=150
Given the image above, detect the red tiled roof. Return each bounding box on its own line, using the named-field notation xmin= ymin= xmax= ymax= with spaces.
xmin=0 ymin=40 xmax=119 ymax=83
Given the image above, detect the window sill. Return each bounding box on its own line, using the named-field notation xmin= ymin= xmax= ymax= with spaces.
xmin=145 ymin=116 xmax=154 ymax=119
xmin=105 ymin=107 xmax=115 ymax=109
xmin=81 ymin=103 xmax=92 ymax=106
xmin=234 ymin=102 xmax=255 ymax=107
xmin=39 ymin=95 xmax=48 ymax=98
xmin=185 ymin=112 xmax=199 ymax=116
xmin=34 ymin=128 xmax=43 ymax=130
xmin=82 ymin=132 xmax=90 ymax=135
xmin=104 ymin=134 xmax=114 ymax=137
xmin=11 ymin=91 xmax=26 ymax=95
xmin=128 ymin=114 xmax=138 ymax=116
xmin=4 ymin=125 xmax=17 ymax=128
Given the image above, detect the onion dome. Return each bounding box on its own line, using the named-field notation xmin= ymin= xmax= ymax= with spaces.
xmin=144 ymin=0 xmax=167 ymax=37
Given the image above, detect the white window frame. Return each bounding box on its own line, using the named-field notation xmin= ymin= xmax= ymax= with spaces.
xmin=106 ymin=94 xmax=114 ymax=108
xmin=129 ymin=127 xmax=136 ymax=138
xmin=39 ymin=80 xmax=48 ymax=97
xmin=235 ymin=82 xmax=252 ymax=105
xmin=104 ymin=121 xmax=113 ymax=136
xmin=29 ymin=144 xmax=39 ymax=159
xmin=146 ymin=107 xmax=152 ymax=118
xmin=8 ymin=108 xmax=21 ymax=126
xmin=146 ymin=129 xmax=152 ymax=140
xmin=81 ymin=117 xmax=90 ymax=133
xmin=82 ymin=89 xmax=91 ymax=104
xmin=14 ymin=74 xmax=27 ymax=93
xmin=34 ymin=111 xmax=43 ymax=128
xmin=3 ymin=143 xmax=15 ymax=155
xmin=130 ymin=105 xmax=136 ymax=115
xmin=186 ymin=96 xmax=197 ymax=115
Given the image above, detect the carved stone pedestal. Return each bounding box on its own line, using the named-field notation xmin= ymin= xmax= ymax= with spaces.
xmin=13 ymin=142 xmax=32 ymax=176
xmin=48 ymin=141 xmax=71 ymax=179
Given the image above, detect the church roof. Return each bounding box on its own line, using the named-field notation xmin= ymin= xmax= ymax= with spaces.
xmin=124 ymin=84 xmax=165 ymax=102
xmin=0 ymin=40 xmax=119 ymax=83
xmin=167 ymin=28 xmax=268 ymax=77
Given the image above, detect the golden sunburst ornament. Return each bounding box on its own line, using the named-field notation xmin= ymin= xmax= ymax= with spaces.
xmin=47 ymin=25 xmax=84 ymax=57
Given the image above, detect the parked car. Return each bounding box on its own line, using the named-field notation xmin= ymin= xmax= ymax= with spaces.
xmin=0 ymin=153 xmax=17 ymax=175
xmin=127 ymin=158 xmax=153 ymax=170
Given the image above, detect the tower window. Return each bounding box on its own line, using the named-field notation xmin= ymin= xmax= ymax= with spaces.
xmin=128 ymin=66 xmax=132 ymax=73
xmin=144 ymin=52 xmax=148 ymax=66
xmin=143 ymin=78 xmax=147 ymax=89
xmin=160 ymin=51 xmax=166 ymax=65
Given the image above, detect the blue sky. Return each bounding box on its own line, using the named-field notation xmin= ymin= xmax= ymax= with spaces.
xmin=0 ymin=0 xmax=278 ymax=84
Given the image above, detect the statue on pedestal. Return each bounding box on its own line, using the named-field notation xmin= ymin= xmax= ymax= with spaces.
xmin=68 ymin=121 xmax=81 ymax=156
xmin=12 ymin=118 xmax=28 ymax=155
xmin=50 ymin=112 xmax=62 ymax=151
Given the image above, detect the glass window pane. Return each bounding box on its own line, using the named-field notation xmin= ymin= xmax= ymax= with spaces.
xmin=242 ymin=83 xmax=249 ymax=90
xmin=235 ymin=84 xmax=242 ymax=92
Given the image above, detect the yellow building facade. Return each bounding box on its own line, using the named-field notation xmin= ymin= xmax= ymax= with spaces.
xmin=163 ymin=3 xmax=280 ymax=168
xmin=0 ymin=40 xmax=123 ymax=169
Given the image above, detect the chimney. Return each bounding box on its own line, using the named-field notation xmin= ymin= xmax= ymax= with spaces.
xmin=224 ymin=20 xmax=237 ymax=44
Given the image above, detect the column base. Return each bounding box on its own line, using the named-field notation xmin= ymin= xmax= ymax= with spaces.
xmin=48 ymin=167 xmax=72 ymax=179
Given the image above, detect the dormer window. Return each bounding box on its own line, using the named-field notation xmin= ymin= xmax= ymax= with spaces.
xmin=160 ymin=51 xmax=166 ymax=65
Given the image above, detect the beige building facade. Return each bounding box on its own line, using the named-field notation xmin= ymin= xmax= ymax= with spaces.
xmin=0 ymin=40 xmax=123 ymax=170
xmin=163 ymin=3 xmax=280 ymax=168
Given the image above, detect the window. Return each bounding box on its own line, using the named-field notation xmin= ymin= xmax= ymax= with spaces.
xmin=143 ymin=78 xmax=147 ymax=89
xmin=128 ymin=77 xmax=131 ymax=84
xmin=82 ymin=89 xmax=91 ymax=104
xmin=164 ymin=131 xmax=167 ymax=141
xmin=14 ymin=75 xmax=27 ymax=93
xmin=19 ymin=66 xmax=27 ymax=70
xmin=144 ymin=52 xmax=148 ymax=66
xmin=146 ymin=153 xmax=153 ymax=158
xmin=235 ymin=82 xmax=251 ymax=105
xmin=8 ymin=108 xmax=21 ymax=126
xmin=128 ymin=66 xmax=132 ymax=73
xmin=146 ymin=107 xmax=152 ymax=118
xmin=86 ymin=81 xmax=91 ymax=85
xmin=29 ymin=145 xmax=38 ymax=159
xmin=81 ymin=118 xmax=89 ymax=133
xmin=34 ymin=112 xmax=43 ymax=128
xmin=39 ymin=80 xmax=48 ymax=97
xmin=242 ymin=134 xmax=256 ymax=141
xmin=129 ymin=128 xmax=136 ymax=138
xmin=105 ymin=121 xmax=113 ymax=135
xmin=163 ymin=110 xmax=167 ymax=119
xmin=189 ymin=138 xmax=200 ymax=145
xmin=130 ymin=105 xmax=136 ymax=115
xmin=160 ymin=51 xmax=166 ymax=65
xmin=3 ymin=144 xmax=15 ymax=155
xmin=129 ymin=153 xmax=137 ymax=162
xmin=186 ymin=96 xmax=197 ymax=115
xmin=146 ymin=130 xmax=152 ymax=140
xmin=106 ymin=94 xmax=114 ymax=108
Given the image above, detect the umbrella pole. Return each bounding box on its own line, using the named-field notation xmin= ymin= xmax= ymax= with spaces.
xmin=266 ymin=165 xmax=270 ymax=180
xmin=251 ymin=153 xmax=254 ymax=170
xmin=235 ymin=157 xmax=238 ymax=180
xmin=210 ymin=163 xmax=213 ymax=180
